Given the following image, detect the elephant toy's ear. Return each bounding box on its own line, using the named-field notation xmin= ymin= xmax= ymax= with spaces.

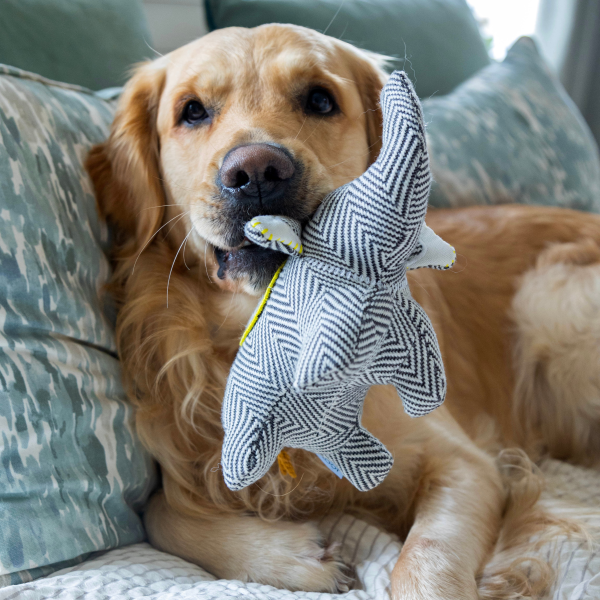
xmin=406 ymin=225 xmax=456 ymax=271
xmin=245 ymin=216 xmax=303 ymax=257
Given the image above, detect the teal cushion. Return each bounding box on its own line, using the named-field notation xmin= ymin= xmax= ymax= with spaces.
xmin=0 ymin=0 xmax=153 ymax=90
xmin=423 ymin=37 xmax=600 ymax=212
xmin=0 ymin=65 xmax=156 ymax=586
xmin=205 ymin=0 xmax=490 ymax=98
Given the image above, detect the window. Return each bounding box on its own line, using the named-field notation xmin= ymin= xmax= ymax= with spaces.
xmin=467 ymin=0 xmax=541 ymax=60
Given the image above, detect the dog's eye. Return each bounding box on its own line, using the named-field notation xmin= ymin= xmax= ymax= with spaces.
xmin=183 ymin=100 xmax=209 ymax=125
xmin=306 ymin=88 xmax=336 ymax=115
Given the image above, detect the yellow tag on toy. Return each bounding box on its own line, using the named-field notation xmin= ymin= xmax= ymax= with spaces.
xmin=277 ymin=450 xmax=297 ymax=478
xmin=239 ymin=260 xmax=287 ymax=346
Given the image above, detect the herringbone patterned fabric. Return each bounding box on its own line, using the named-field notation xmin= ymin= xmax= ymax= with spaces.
xmin=222 ymin=72 xmax=455 ymax=492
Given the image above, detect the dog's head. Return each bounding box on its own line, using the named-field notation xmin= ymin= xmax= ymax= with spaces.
xmin=88 ymin=24 xmax=388 ymax=295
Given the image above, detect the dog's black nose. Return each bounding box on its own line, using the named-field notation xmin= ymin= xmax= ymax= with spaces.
xmin=219 ymin=144 xmax=296 ymax=209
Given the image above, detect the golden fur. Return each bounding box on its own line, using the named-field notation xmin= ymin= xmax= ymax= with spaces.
xmin=86 ymin=24 xmax=600 ymax=599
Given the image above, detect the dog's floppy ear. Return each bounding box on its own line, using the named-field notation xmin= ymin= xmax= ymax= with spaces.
xmin=345 ymin=48 xmax=390 ymax=166
xmin=86 ymin=58 xmax=168 ymax=259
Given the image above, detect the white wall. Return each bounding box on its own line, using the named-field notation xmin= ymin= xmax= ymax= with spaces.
xmin=142 ymin=0 xmax=209 ymax=56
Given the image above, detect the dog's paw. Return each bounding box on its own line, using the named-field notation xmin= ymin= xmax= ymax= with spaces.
xmin=240 ymin=521 xmax=352 ymax=592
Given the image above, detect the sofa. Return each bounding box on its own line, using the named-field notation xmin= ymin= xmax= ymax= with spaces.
xmin=0 ymin=1 xmax=599 ymax=598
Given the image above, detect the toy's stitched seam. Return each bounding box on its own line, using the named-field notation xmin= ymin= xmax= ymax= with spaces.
xmin=408 ymin=250 xmax=456 ymax=271
xmin=239 ymin=260 xmax=287 ymax=346
xmin=250 ymin=220 xmax=302 ymax=253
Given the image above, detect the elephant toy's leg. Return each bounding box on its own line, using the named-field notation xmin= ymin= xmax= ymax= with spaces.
xmin=316 ymin=425 xmax=393 ymax=492
xmin=305 ymin=390 xmax=394 ymax=492
xmin=390 ymin=293 xmax=447 ymax=417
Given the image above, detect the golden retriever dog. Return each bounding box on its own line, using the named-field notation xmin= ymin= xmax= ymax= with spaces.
xmin=86 ymin=24 xmax=600 ymax=599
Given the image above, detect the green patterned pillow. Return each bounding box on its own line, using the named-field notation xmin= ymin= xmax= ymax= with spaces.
xmin=423 ymin=37 xmax=600 ymax=212
xmin=0 ymin=65 xmax=156 ymax=586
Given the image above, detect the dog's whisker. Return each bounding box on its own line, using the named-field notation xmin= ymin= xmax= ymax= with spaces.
xmin=356 ymin=108 xmax=379 ymax=119
xmin=153 ymin=176 xmax=199 ymax=194
xmin=337 ymin=21 xmax=349 ymax=40
xmin=294 ymin=116 xmax=308 ymax=141
xmin=325 ymin=152 xmax=368 ymax=170
xmin=187 ymin=216 xmax=215 ymax=283
xmin=143 ymin=39 xmax=167 ymax=60
xmin=301 ymin=117 xmax=326 ymax=144
xmin=324 ymin=139 xmax=381 ymax=171
xmin=408 ymin=275 xmax=432 ymax=299
xmin=322 ymin=0 xmax=346 ymax=36
xmin=167 ymin=228 xmax=194 ymax=308
xmin=450 ymin=253 xmax=468 ymax=274
xmin=164 ymin=210 xmax=191 ymax=239
xmin=182 ymin=230 xmax=192 ymax=270
xmin=204 ymin=238 xmax=215 ymax=284
xmin=402 ymin=40 xmax=417 ymax=86
xmin=136 ymin=203 xmax=188 ymax=215
xmin=132 ymin=211 xmax=190 ymax=274
xmin=215 ymin=290 xmax=238 ymax=332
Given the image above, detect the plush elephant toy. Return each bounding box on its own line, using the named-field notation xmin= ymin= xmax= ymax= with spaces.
xmin=221 ymin=71 xmax=455 ymax=492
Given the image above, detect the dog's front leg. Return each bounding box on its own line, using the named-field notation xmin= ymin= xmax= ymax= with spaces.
xmin=144 ymin=490 xmax=349 ymax=592
xmin=390 ymin=442 xmax=504 ymax=600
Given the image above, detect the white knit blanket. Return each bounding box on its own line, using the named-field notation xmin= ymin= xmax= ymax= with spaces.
xmin=2 ymin=460 xmax=598 ymax=600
